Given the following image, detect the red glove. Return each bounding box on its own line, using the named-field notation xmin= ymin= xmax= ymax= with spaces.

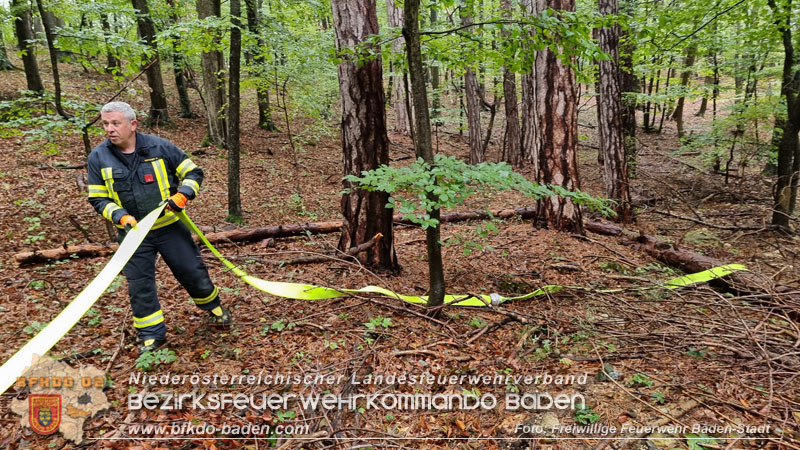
xmin=120 ymin=215 xmax=137 ymax=231
xmin=167 ymin=193 xmax=188 ymax=212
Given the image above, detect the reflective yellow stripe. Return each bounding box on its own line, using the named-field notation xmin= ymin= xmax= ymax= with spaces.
xmin=133 ymin=310 xmax=164 ymax=328
xmin=88 ymin=185 xmax=109 ymax=198
xmin=151 ymin=212 xmax=179 ymax=230
xmin=151 ymin=160 xmax=170 ymax=201
xmin=176 ymin=159 xmax=197 ymax=179
xmin=182 ymin=179 xmax=200 ymax=196
xmin=101 ymin=167 xmax=121 ymax=205
xmin=102 ymin=203 xmax=121 ymax=222
xmin=192 ymin=286 xmax=219 ymax=305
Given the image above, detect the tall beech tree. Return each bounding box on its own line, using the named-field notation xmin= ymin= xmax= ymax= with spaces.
xmin=404 ymin=0 xmax=445 ymax=306
xmin=532 ymin=0 xmax=583 ymax=233
xmin=11 ymin=0 xmax=43 ymax=93
xmin=332 ymin=0 xmax=397 ymax=271
xmin=131 ymin=0 xmax=171 ymax=126
xmin=596 ymin=0 xmax=632 ymax=222
xmin=34 ymin=0 xmax=68 ymax=118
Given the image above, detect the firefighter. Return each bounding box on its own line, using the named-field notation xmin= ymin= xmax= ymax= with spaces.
xmin=87 ymin=101 xmax=232 ymax=354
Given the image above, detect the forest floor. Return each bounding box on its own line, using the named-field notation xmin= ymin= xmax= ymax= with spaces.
xmin=0 ymin=61 xmax=798 ymax=450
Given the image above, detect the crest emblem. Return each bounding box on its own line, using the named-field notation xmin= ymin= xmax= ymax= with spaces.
xmin=29 ymin=394 xmax=61 ymax=435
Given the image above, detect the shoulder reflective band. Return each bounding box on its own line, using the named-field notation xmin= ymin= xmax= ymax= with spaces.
xmin=177 ymin=212 xmax=748 ymax=307
xmin=0 ymin=204 xmax=167 ymax=396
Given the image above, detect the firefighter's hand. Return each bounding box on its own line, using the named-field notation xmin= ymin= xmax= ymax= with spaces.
xmin=167 ymin=192 xmax=188 ymax=213
xmin=120 ymin=215 xmax=137 ymax=232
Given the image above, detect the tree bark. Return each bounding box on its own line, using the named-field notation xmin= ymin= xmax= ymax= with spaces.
xmin=672 ymin=44 xmax=697 ymax=139
xmin=768 ymin=0 xmax=800 ymax=229
xmin=619 ymin=0 xmax=637 ymax=178
xmin=331 ymin=0 xmax=398 ymax=272
xmin=227 ymin=0 xmax=243 ymax=220
xmin=429 ymin=7 xmax=442 ymax=125
xmin=34 ymin=0 xmax=68 ymax=118
xmin=532 ymin=0 xmax=583 ymax=233
xmin=100 ymin=13 xmax=120 ymax=73
xmin=404 ymin=0 xmax=445 ymax=306
xmin=520 ymin=0 xmax=537 ymax=168
xmin=461 ymin=8 xmax=484 ymax=164
xmin=196 ymin=0 xmax=227 ymax=147
xmin=596 ymin=0 xmax=632 ymax=223
xmin=11 ymin=0 xmax=43 ymax=92
xmin=0 ymin=28 xmax=16 ymax=70
xmin=131 ymin=0 xmax=171 ymax=126
xmin=166 ymin=0 xmax=194 ymax=118
xmin=387 ymin=0 xmax=411 ymax=135
xmin=500 ymin=0 xmax=522 ymax=167
xmin=244 ymin=0 xmax=278 ymax=131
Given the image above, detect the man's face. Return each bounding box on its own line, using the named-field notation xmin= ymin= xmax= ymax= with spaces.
xmin=101 ymin=111 xmax=137 ymax=149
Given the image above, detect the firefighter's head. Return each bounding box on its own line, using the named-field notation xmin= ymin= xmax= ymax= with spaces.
xmin=101 ymin=102 xmax=138 ymax=152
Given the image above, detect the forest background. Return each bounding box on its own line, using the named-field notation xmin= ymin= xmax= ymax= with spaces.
xmin=0 ymin=0 xmax=799 ymax=448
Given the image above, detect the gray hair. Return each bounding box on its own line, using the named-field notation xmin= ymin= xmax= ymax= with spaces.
xmin=101 ymin=102 xmax=136 ymax=122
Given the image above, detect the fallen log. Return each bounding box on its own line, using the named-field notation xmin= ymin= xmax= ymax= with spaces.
xmin=15 ymin=207 xmax=538 ymax=265
xmin=585 ymin=221 xmax=800 ymax=321
xmin=15 ymin=243 xmax=118 ymax=266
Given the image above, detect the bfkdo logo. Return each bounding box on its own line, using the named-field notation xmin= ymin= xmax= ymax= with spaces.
xmin=29 ymin=394 xmax=61 ymax=435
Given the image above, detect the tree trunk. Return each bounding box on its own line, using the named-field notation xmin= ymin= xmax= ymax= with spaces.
xmin=500 ymin=0 xmax=522 ymax=167
xmin=520 ymin=0 xmax=537 ymax=167
xmin=768 ymin=0 xmax=800 ymax=229
xmin=533 ymin=0 xmax=583 ymax=233
xmin=34 ymin=0 xmax=68 ymax=118
xmin=131 ymin=0 xmax=171 ymax=126
xmin=0 ymin=28 xmax=16 ymax=70
xmin=101 ymin=14 xmax=120 ymax=73
xmin=461 ymin=10 xmax=484 ymax=164
xmin=196 ymin=0 xmax=227 ymax=147
xmin=165 ymin=0 xmax=194 ymax=118
xmin=429 ymin=7 xmax=441 ymax=124
xmin=404 ymin=0 xmax=445 ymax=306
xmin=672 ymin=44 xmax=697 ymax=138
xmin=387 ymin=0 xmax=411 ymax=135
xmin=12 ymin=0 xmax=43 ymax=92
xmin=619 ymin=0 xmax=637 ymax=177
xmin=596 ymin=0 xmax=632 ymax=223
xmin=244 ymin=0 xmax=278 ymax=131
xmin=227 ymin=0 xmax=243 ymax=220
xmin=332 ymin=0 xmax=398 ymax=272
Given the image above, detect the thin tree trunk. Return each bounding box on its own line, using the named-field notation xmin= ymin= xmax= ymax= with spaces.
xmin=101 ymin=14 xmax=120 ymax=73
xmin=672 ymin=44 xmax=697 ymax=138
xmin=461 ymin=10 xmax=484 ymax=164
xmin=520 ymin=0 xmax=537 ymax=167
xmin=245 ymin=0 xmax=278 ymax=131
xmin=387 ymin=0 xmax=411 ymax=135
xmin=332 ymin=0 xmax=398 ymax=271
xmin=500 ymin=0 xmax=521 ymax=166
xmin=131 ymin=0 xmax=171 ymax=126
xmin=619 ymin=0 xmax=637 ymax=177
xmin=196 ymin=0 xmax=227 ymax=147
xmin=429 ymin=6 xmax=441 ymax=124
xmin=404 ymin=0 xmax=444 ymax=306
xmin=34 ymin=0 xmax=69 ymax=118
xmin=533 ymin=0 xmax=583 ymax=233
xmin=597 ymin=0 xmax=632 ymax=223
xmin=227 ymin=0 xmax=243 ymax=219
xmin=165 ymin=0 xmax=194 ymax=118
xmin=12 ymin=0 xmax=43 ymax=92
